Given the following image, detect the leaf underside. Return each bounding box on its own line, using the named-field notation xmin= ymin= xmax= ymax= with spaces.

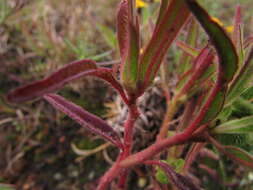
xmin=44 ymin=93 xmax=123 ymax=148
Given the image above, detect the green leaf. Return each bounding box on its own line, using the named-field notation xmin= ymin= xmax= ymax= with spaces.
xmin=216 ymin=106 xmax=233 ymax=123
xmin=216 ymin=134 xmax=252 ymax=151
xmin=232 ymin=97 xmax=253 ymax=116
xmin=117 ymin=0 xmax=140 ymax=92
xmin=155 ymin=158 xmax=185 ymax=185
xmin=156 ymin=165 xmax=169 ymax=184
xmin=185 ymin=0 xmax=238 ymax=124
xmin=0 ymin=185 xmax=15 ymax=190
xmin=241 ymin=86 xmax=253 ymax=100
xmin=213 ymin=116 xmax=253 ymax=134
xmin=186 ymin=0 xmax=238 ymax=83
xmin=201 ymin=90 xmax=226 ymax=123
xmin=224 ymin=146 xmax=253 ymax=169
xmin=138 ymin=0 xmax=190 ymax=91
xmin=178 ymin=18 xmax=199 ymax=74
xmin=98 ymin=24 xmax=117 ymax=49
xmin=169 ymin=158 xmax=185 ymax=173
xmin=227 ymin=48 xmax=253 ymax=104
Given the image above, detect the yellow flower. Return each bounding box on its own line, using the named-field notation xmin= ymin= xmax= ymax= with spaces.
xmin=211 ymin=17 xmax=224 ymax=27
xmin=211 ymin=17 xmax=234 ymax=33
xmin=225 ymin=25 xmax=234 ymax=33
xmin=136 ymin=0 xmax=147 ymax=8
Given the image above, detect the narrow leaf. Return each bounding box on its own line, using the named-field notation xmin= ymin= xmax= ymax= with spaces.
xmin=98 ymin=24 xmax=117 ymax=49
xmin=186 ymin=0 xmax=238 ymax=82
xmin=44 ymin=94 xmax=123 ymax=148
xmin=7 ymin=60 xmax=129 ymax=105
xmin=155 ymin=0 xmax=170 ymax=29
xmin=138 ymin=0 xmax=190 ymax=91
xmin=146 ymin=160 xmax=200 ymax=190
xmin=213 ymin=115 xmax=253 ymax=134
xmin=232 ymin=5 xmax=242 ymax=48
xmin=227 ymin=48 xmax=253 ymax=104
xmin=178 ymin=18 xmax=199 ymax=74
xmin=209 ymin=135 xmax=253 ymax=169
xmin=117 ymin=0 xmax=129 ymax=63
xmin=241 ymin=85 xmax=253 ymax=100
xmin=232 ymin=97 xmax=253 ymax=116
xmin=223 ymin=146 xmax=253 ymax=169
xmin=244 ymin=36 xmax=253 ymax=49
xmin=185 ymin=0 xmax=238 ymax=124
xmin=176 ymin=41 xmax=199 ymax=58
xmin=7 ymin=59 xmax=97 ymax=103
xmin=90 ymin=67 xmax=129 ymax=104
xmin=117 ymin=0 xmax=140 ymax=92
xmin=176 ymin=45 xmax=214 ymax=96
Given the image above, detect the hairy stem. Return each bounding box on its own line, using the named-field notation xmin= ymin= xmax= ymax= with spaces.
xmin=118 ymin=103 xmax=139 ymax=189
xmin=97 ymin=100 xmax=139 ymax=190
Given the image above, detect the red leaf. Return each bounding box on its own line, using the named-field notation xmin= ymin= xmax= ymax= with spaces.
xmin=117 ymin=0 xmax=140 ymax=92
xmin=138 ymin=0 xmax=190 ymax=90
xmin=146 ymin=160 xmax=200 ymax=190
xmin=44 ymin=93 xmax=123 ymax=148
xmin=7 ymin=59 xmax=129 ymax=105
xmin=7 ymin=59 xmax=97 ymax=103
xmin=232 ymin=5 xmax=242 ymax=47
xmin=177 ymin=45 xmax=214 ymax=96
xmin=89 ymin=67 xmax=129 ymax=104
xmin=117 ymin=0 xmax=129 ymax=64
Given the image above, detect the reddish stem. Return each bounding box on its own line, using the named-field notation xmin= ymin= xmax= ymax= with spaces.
xmin=120 ymin=64 xmax=223 ymax=167
xmin=97 ymin=153 xmax=124 ymax=190
xmin=118 ymin=102 xmax=139 ymax=189
xmin=183 ymin=142 xmax=206 ymax=172
xmin=97 ymin=99 xmax=139 ymax=190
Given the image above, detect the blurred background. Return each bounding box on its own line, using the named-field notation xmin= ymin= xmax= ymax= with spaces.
xmin=0 ymin=0 xmax=252 ymax=189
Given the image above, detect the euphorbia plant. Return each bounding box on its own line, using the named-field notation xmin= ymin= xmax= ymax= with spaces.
xmin=7 ymin=0 xmax=253 ymax=189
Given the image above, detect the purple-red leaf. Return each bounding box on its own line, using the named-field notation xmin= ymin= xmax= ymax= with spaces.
xmin=184 ymin=0 xmax=238 ymax=124
xmin=7 ymin=59 xmax=97 ymax=103
xmin=7 ymin=59 xmax=129 ymax=105
xmin=117 ymin=0 xmax=140 ymax=92
xmin=138 ymin=0 xmax=190 ymax=92
xmin=88 ymin=67 xmax=129 ymax=104
xmin=232 ymin=5 xmax=242 ymax=48
xmin=117 ymin=0 xmax=129 ymax=63
xmin=44 ymin=93 xmax=123 ymax=148
xmin=176 ymin=45 xmax=214 ymax=96
xmin=146 ymin=160 xmax=200 ymax=190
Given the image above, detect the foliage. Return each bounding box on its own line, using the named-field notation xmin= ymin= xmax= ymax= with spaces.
xmin=5 ymin=0 xmax=253 ymax=189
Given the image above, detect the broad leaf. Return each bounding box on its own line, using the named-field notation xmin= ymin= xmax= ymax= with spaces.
xmin=146 ymin=160 xmax=200 ymax=190
xmin=44 ymin=94 xmax=123 ymax=148
xmin=213 ymin=115 xmax=253 ymax=134
xmin=7 ymin=59 xmax=97 ymax=103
